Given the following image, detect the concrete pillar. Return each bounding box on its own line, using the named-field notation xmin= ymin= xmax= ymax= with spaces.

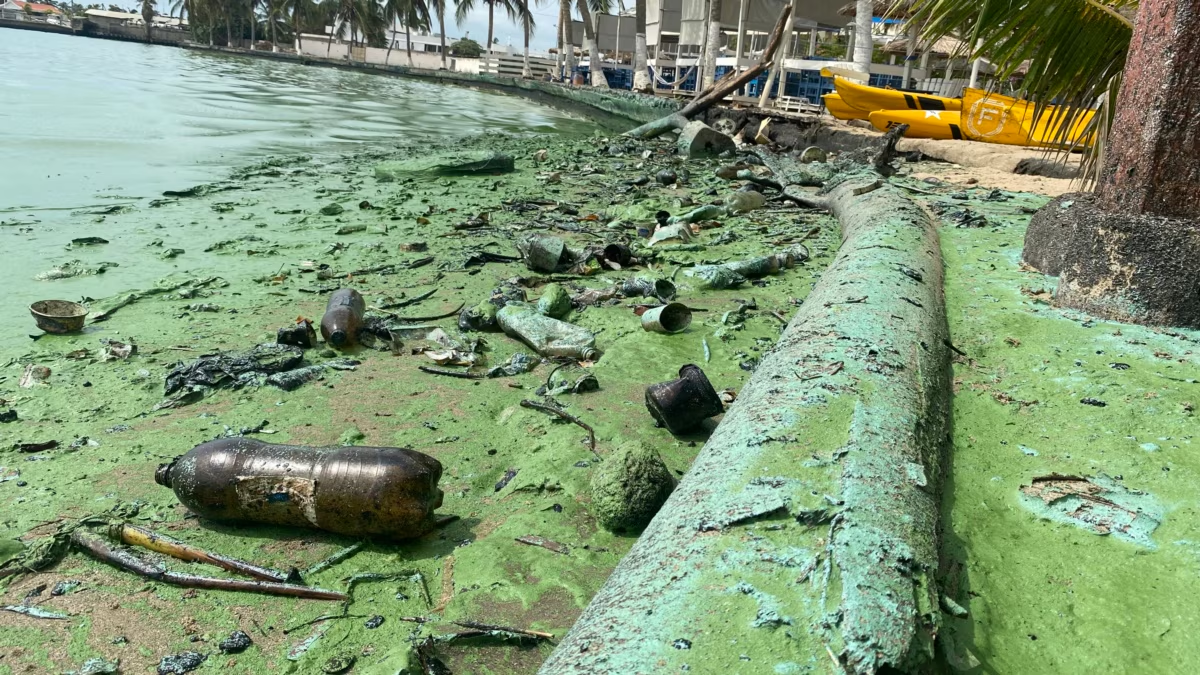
xmin=808 ymin=29 xmax=817 ymax=56
xmin=845 ymin=25 xmax=854 ymax=62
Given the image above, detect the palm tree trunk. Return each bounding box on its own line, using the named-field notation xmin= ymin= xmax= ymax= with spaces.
xmin=249 ymin=0 xmax=256 ymax=50
xmin=406 ymin=23 xmax=413 ymax=66
xmin=562 ymin=0 xmax=575 ymax=79
xmin=225 ymin=13 xmax=232 ymax=46
xmin=701 ymin=0 xmax=721 ymax=89
xmin=578 ymin=0 xmax=607 ymax=87
xmin=487 ymin=1 xmax=494 ymax=54
xmin=523 ymin=18 xmax=531 ymax=77
xmin=851 ymin=0 xmax=872 ymax=73
xmin=632 ymin=0 xmax=650 ymax=91
xmin=437 ymin=5 xmax=446 ymax=68
xmin=385 ymin=30 xmax=394 ymax=63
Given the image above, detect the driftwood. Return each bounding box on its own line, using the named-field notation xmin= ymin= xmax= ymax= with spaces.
xmin=624 ymin=5 xmax=793 ymax=140
xmin=71 ymin=530 xmax=347 ymax=601
xmin=539 ymin=128 xmax=950 ymax=674
xmin=114 ymin=523 xmax=295 ymax=583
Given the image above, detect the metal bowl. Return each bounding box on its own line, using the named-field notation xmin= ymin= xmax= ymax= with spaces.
xmin=30 ymin=300 xmax=88 ymax=334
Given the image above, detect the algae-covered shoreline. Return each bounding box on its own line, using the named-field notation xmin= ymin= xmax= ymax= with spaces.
xmin=0 ymin=130 xmax=842 ymax=673
xmin=2 ymin=99 xmax=1198 ymax=674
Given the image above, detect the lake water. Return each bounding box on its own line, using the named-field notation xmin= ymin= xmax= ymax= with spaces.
xmin=0 ymin=29 xmax=593 ymax=213
xmin=0 ymin=29 xmax=594 ymax=347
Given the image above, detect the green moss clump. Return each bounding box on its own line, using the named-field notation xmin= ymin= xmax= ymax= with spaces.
xmin=589 ymin=442 xmax=675 ymax=532
xmin=536 ymin=284 xmax=572 ymax=319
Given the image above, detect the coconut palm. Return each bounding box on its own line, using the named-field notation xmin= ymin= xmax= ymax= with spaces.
xmin=140 ymin=0 xmax=154 ymax=41
xmin=906 ymin=0 xmax=1136 ymax=177
xmin=518 ymin=0 xmax=538 ymax=77
xmin=455 ymin=0 xmax=522 ymax=53
xmin=429 ymin=0 xmax=447 ymax=67
xmin=383 ymin=0 xmax=431 ymax=64
xmin=632 ymin=0 xmax=649 ymax=90
xmin=576 ymin=0 xmax=610 ymax=87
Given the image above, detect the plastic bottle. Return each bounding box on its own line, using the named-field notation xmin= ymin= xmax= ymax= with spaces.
xmin=496 ymin=302 xmax=600 ymax=361
xmin=320 ymin=288 xmax=365 ymax=348
xmin=155 ymin=438 xmax=444 ymax=540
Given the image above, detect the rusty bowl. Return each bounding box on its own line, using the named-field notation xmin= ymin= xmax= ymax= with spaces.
xmin=30 ymin=300 xmax=88 ymax=334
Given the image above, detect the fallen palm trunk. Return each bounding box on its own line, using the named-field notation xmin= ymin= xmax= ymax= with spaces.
xmin=540 ymin=168 xmax=951 ymax=673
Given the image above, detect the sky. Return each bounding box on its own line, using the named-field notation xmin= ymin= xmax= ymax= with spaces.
xmin=450 ymin=3 xmax=567 ymax=53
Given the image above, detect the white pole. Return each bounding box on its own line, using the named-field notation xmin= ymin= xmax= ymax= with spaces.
xmin=968 ymin=37 xmax=984 ymax=89
xmin=808 ymin=29 xmax=816 ymax=56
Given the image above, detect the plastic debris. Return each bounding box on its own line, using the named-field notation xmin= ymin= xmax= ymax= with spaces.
xmin=161 ymin=343 xmax=304 ymax=406
xmin=277 ymin=319 xmax=318 ymax=348
xmin=486 ymin=352 xmax=539 ymax=378
xmin=320 ymin=288 xmax=365 ymax=348
xmin=497 ymin=303 xmax=600 ymax=360
xmin=156 ymin=438 xmax=445 ymax=539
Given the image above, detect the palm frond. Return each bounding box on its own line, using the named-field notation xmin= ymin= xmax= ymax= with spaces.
xmin=906 ymin=0 xmax=1137 ymax=187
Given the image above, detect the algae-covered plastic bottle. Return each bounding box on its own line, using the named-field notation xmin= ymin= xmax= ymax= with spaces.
xmin=497 ymin=302 xmax=600 ymax=360
xmin=155 ymin=438 xmax=444 ymax=539
xmin=320 ymin=288 xmax=365 ymax=348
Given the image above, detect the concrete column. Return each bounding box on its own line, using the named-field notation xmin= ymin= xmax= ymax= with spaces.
xmin=808 ymin=29 xmax=817 ymax=56
xmin=845 ymin=25 xmax=854 ymax=62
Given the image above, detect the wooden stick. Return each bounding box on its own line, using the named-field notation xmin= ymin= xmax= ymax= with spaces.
xmin=519 ymin=399 xmax=597 ymax=456
xmin=452 ymin=620 xmax=554 ymax=640
xmin=114 ymin=523 xmax=292 ymax=583
xmin=71 ymin=530 xmax=346 ymax=601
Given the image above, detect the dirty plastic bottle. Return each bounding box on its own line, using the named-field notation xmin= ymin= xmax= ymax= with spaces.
xmin=496 ymin=302 xmax=600 ymax=361
xmin=155 ymin=438 xmax=444 ymax=539
xmin=320 ymin=288 xmax=365 ymax=348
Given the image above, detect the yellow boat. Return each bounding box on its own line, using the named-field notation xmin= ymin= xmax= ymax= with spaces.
xmin=959 ymin=88 xmax=1095 ymax=149
xmin=822 ymin=93 xmax=870 ymax=121
xmin=868 ymin=109 xmax=964 ymax=140
xmin=834 ymin=76 xmax=962 ymax=113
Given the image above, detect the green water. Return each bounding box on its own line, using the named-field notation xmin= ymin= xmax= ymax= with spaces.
xmin=0 ymin=29 xmax=594 ymax=345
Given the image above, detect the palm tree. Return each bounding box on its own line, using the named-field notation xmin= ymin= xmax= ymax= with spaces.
xmin=576 ymin=0 xmax=610 ymax=86
xmin=248 ymin=0 xmax=258 ymax=49
xmin=518 ymin=0 xmax=537 ymax=76
xmin=632 ymin=0 xmax=649 ymax=90
xmin=383 ymin=0 xmax=430 ymax=65
xmin=851 ymin=0 xmax=872 ymax=72
xmin=456 ymin=0 xmax=520 ymax=54
xmin=429 ymin=0 xmax=447 ymax=67
xmin=700 ymin=0 xmax=720 ymax=88
xmin=140 ymin=0 xmax=154 ymax=41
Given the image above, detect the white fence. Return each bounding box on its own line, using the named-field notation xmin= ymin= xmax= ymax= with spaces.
xmin=297 ymin=38 xmax=488 ymax=76
xmin=481 ymin=53 xmax=557 ymax=79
